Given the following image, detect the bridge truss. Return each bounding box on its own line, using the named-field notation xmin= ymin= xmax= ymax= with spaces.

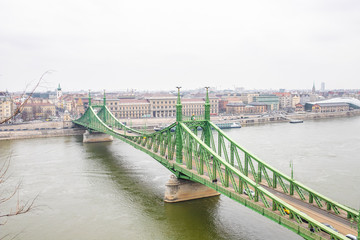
xmin=73 ymin=89 xmax=359 ymax=240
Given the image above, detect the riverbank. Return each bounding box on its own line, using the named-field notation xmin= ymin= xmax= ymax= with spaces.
xmin=233 ymin=109 xmax=360 ymax=126
xmin=1 ymin=110 xmax=359 ymax=141
xmin=0 ymin=121 xmax=85 ymax=141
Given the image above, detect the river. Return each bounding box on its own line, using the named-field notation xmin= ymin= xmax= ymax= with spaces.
xmin=1 ymin=116 xmax=359 ymax=240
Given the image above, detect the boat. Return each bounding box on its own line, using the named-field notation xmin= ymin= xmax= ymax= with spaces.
xmin=289 ymin=119 xmax=303 ymax=124
xmin=153 ymin=126 xmax=162 ymax=131
xmin=215 ymin=122 xmax=241 ymax=129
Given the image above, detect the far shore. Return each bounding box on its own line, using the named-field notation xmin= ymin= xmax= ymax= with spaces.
xmin=120 ymin=109 xmax=360 ymax=128
xmin=1 ymin=110 xmax=359 ymax=141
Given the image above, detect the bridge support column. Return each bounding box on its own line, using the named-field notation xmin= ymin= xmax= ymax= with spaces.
xmin=83 ymin=130 xmax=113 ymax=143
xmin=164 ymin=175 xmax=220 ymax=203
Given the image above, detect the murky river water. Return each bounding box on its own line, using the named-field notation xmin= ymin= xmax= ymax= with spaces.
xmin=1 ymin=116 xmax=359 ymax=240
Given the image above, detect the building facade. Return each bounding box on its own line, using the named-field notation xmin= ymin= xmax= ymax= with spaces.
xmin=106 ymin=99 xmax=151 ymax=119
xmin=253 ymin=94 xmax=279 ymax=111
xmin=0 ymin=92 xmax=13 ymax=123
xmin=311 ymin=103 xmax=349 ymax=113
xmin=295 ymin=103 xmax=305 ymax=112
xmin=22 ymin=102 xmax=56 ymax=120
xmin=274 ymin=92 xmax=292 ymax=109
xmin=182 ymin=97 xmax=219 ymax=117
xmin=147 ymin=96 xmax=177 ymax=118
xmin=226 ymin=102 xmax=267 ymax=114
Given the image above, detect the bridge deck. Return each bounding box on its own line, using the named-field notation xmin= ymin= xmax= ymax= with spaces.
xmin=265 ymin=186 xmax=357 ymax=236
xmin=130 ymin=138 xmax=357 ymax=239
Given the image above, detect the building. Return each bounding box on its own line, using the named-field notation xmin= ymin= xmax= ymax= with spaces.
xmin=295 ymin=103 xmax=305 ymax=112
xmin=147 ymin=96 xmax=177 ymax=118
xmin=274 ymin=92 xmax=292 ymax=109
xmin=218 ymin=97 xmax=242 ymax=113
xmin=0 ymin=92 xmax=14 ymax=123
xmin=310 ymin=103 xmax=349 ymax=113
xmin=22 ymin=102 xmax=56 ymax=120
xmin=253 ymin=94 xmax=279 ymax=111
xmin=182 ymin=97 xmax=219 ymax=117
xmin=146 ymin=96 xmax=219 ymax=118
xmin=305 ymin=98 xmax=360 ymax=111
xmin=56 ymin=84 xmax=62 ymax=99
xmin=291 ymin=94 xmax=300 ymax=108
xmin=300 ymin=94 xmax=311 ymax=104
xmin=312 ymin=82 xmax=316 ymax=93
xmin=106 ymin=99 xmax=151 ymax=119
xmin=226 ymin=102 xmax=267 ymax=114
xmin=75 ymin=98 xmax=86 ymax=116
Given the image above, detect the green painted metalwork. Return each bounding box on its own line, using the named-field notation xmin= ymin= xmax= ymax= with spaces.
xmin=176 ymin=87 xmax=183 ymax=164
xmin=73 ymin=88 xmax=358 ymax=240
xmin=88 ymin=90 xmax=92 ymax=106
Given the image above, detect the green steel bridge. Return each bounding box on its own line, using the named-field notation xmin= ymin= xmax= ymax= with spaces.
xmin=73 ymin=88 xmax=359 ymax=240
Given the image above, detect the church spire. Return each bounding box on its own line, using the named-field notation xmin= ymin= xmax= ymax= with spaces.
xmin=312 ymin=82 xmax=315 ymax=93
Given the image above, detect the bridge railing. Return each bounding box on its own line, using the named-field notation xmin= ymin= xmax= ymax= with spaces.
xmin=178 ymin=122 xmax=347 ymax=240
xmin=208 ymin=121 xmax=358 ymax=222
xmin=123 ymin=120 xmax=351 ymax=239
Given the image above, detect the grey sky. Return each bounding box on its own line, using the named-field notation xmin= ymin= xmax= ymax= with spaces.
xmin=1 ymin=0 xmax=359 ymax=92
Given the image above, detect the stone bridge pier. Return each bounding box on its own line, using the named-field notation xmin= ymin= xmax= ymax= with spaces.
xmin=83 ymin=130 xmax=113 ymax=143
xmin=164 ymin=175 xmax=220 ymax=202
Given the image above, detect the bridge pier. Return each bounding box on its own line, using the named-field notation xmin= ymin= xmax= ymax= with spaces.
xmin=83 ymin=130 xmax=113 ymax=143
xmin=164 ymin=175 xmax=220 ymax=203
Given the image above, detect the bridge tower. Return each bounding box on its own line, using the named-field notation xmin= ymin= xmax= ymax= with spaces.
xmin=88 ymin=89 xmax=92 ymax=107
xmin=175 ymin=87 xmax=183 ymax=164
xmin=165 ymin=87 xmax=220 ymax=202
xmin=204 ymin=87 xmax=211 ymax=147
xmin=204 ymin=87 xmax=217 ymax=182
xmin=82 ymin=89 xmax=113 ymax=143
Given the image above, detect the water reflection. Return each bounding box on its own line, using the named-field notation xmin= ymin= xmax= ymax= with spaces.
xmin=82 ymin=141 xmax=233 ymax=240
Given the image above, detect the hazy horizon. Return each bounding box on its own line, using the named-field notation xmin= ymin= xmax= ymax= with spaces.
xmin=1 ymin=0 xmax=360 ymax=92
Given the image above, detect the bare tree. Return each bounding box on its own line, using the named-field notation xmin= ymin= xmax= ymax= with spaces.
xmin=0 ymin=158 xmax=37 ymax=227
xmin=0 ymin=70 xmax=53 ymax=124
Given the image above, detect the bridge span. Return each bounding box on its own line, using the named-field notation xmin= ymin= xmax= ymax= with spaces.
xmin=73 ymin=89 xmax=359 ymax=240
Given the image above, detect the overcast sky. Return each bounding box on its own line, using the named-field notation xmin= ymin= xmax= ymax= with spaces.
xmin=1 ymin=0 xmax=359 ymax=92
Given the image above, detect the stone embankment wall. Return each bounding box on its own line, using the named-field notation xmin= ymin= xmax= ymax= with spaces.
xmin=0 ymin=121 xmax=85 ymax=141
xmin=224 ymin=110 xmax=360 ymax=126
xmin=124 ymin=110 xmax=360 ymax=129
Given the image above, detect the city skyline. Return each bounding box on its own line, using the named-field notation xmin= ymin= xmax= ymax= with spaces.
xmin=1 ymin=1 xmax=360 ymax=92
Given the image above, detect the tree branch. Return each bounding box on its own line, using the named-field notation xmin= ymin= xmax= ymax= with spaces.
xmin=0 ymin=70 xmax=53 ymax=124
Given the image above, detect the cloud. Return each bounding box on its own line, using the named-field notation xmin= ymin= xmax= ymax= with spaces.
xmin=1 ymin=0 xmax=359 ymax=91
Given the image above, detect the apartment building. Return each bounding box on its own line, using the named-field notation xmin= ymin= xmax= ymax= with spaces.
xmin=274 ymin=92 xmax=292 ymax=109
xmin=22 ymin=102 xmax=56 ymax=120
xmin=0 ymin=92 xmax=13 ymax=123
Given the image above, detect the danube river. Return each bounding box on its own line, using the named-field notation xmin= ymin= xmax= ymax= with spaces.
xmin=1 ymin=116 xmax=359 ymax=240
